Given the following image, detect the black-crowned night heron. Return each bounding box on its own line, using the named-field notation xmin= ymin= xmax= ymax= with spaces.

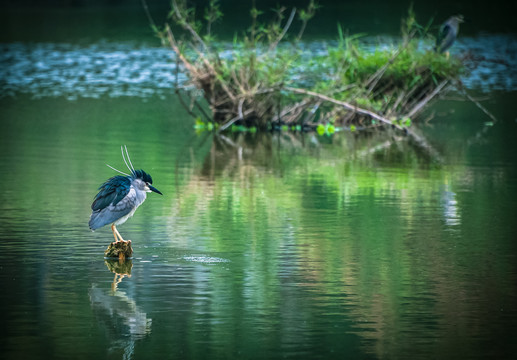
xmin=435 ymin=15 xmax=464 ymax=54
xmin=89 ymin=146 xmax=162 ymax=243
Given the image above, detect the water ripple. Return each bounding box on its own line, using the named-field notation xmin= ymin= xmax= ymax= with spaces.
xmin=1 ymin=35 xmax=516 ymax=100
xmin=458 ymin=34 xmax=517 ymax=92
xmin=0 ymin=41 xmax=184 ymax=100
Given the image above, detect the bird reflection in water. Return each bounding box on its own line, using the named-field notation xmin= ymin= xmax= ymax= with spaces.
xmin=89 ymin=259 xmax=151 ymax=359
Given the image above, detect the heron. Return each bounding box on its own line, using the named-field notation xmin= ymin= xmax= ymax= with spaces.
xmin=89 ymin=146 xmax=162 ymax=243
xmin=435 ymin=15 xmax=464 ymax=55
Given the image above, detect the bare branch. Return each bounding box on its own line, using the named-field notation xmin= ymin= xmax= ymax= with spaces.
xmin=141 ymin=0 xmax=158 ymax=31
xmin=269 ymin=8 xmax=297 ymax=51
xmin=285 ymin=86 xmax=404 ymax=130
xmin=459 ymin=87 xmax=498 ymax=123
xmin=365 ymin=30 xmax=416 ymax=93
xmin=165 ymin=25 xmax=199 ymax=77
xmin=218 ymin=109 xmax=254 ymax=132
xmin=406 ymin=80 xmax=448 ymax=119
xmin=238 ymin=98 xmax=245 ymax=120
xmin=171 ymin=0 xmax=209 ymax=52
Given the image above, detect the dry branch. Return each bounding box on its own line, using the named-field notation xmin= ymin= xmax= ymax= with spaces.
xmin=406 ymin=80 xmax=448 ymax=118
xmin=166 ymin=25 xmax=199 ymax=77
xmin=171 ymin=0 xmax=209 ymax=53
xmin=285 ymin=86 xmax=404 ymax=131
xmin=269 ymin=8 xmax=297 ymax=51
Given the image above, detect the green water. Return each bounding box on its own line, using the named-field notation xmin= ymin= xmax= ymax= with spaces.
xmin=1 ymin=93 xmax=516 ymax=359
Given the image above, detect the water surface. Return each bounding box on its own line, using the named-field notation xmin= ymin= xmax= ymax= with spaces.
xmin=1 ymin=93 xmax=516 ymax=359
xmin=2 ymin=34 xmax=517 ymax=100
xmin=1 ymin=2 xmax=517 ymax=359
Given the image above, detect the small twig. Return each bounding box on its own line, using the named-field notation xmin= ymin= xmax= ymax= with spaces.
xmin=171 ymin=0 xmax=209 ymax=53
xmin=187 ymin=45 xmax=236 ymax=101
xmin=296 ymin=22 xmax=307 ymax=42
xmin=238 ymin=98 xmax=245 ymax=120
xmin=271 ymin=99 xmax=311 ymax=122
xmin=406 ymin=80 xmax=448 ymax=119
xmin=230 ymin=69 xmax=246 ymax=94
xmin=285 ymin=106 xmax=306 ymax=124
xmin=301 ymin=102 xmax=322 ymax=124
xmin=366 ymin=48 xmax=401 ymax=93
xmin=388 ymin=90 xmax=406 ymax=116
xmin=365 ymin=30 xmax=416 ymax=93
xmin=404 ymin=79 xmax=419 ymax=105
xmin=218 ymin=109 xmax=254 ymax=132
xmin=218 ymin=134 xmax=239 ymax=148
xmin=269 ymin=8 xmax=297 ymax=51
xmin=141 ymin=0 xmax=158 ymax=31
xmin=165 ymin=25 xmax=199 ymax=77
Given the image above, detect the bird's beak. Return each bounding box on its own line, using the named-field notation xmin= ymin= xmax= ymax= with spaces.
xmin=149 ymin=185 xmax=163 ymax=195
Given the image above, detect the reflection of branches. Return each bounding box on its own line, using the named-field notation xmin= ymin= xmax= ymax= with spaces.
xmin=459 ymin=88 xmax=498 ymax=124
xmin=172 ymin=130 xmax=213 ymax=207
xmin=466 ymin=122 xmax=494 ymax=147
xmin=355 ymin=137 xmax=404 ymax=158
xmin=201 ymin=131 xmax=440 ymax=178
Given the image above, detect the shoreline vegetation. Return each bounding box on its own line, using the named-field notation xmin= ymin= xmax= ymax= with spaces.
xmin=143 ymin=0 xmax=493 ymax=160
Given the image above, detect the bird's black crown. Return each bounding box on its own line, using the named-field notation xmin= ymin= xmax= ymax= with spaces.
xmin=131 ymin=169 xmax=153 ymax=184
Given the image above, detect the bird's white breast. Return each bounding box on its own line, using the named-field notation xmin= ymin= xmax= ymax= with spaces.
xmin=113 ymin=186 xmax=147 ymax=225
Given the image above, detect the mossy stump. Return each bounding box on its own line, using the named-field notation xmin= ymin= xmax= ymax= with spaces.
xmin=104 ymin=241 xmax=133 ymax=260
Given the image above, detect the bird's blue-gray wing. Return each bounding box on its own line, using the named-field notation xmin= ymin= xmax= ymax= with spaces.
xmin=436 ymin=22 xmax=454 ymax=53
xmin=89 ymin=176 xmax=132 ymax=230
xmin=91 ymin=175 xmax=130 ymax=211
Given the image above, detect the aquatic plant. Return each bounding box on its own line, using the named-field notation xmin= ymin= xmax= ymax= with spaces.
xmin=148 ymin=1 xmax=465 ymax=139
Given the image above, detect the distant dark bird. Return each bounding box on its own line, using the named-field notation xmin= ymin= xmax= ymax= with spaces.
xmin=89 ymin=146 xmax=162 ymax=243
xmin=435 ymin=15 xmax=464 ymax=54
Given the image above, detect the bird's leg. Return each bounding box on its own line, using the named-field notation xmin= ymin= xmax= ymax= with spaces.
xmin=114 ymin=225 xmax=126 ymax=243
xmin=111 ymin=224 xmax=119 ymax=243
xmin=111 ymin=224 xmax=126 ymax=243
xmin=115 ymin=226 xmax=129 ymax=243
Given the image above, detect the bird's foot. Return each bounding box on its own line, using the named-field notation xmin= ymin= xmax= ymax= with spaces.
xmin=114 ymin=239 xmax=131 ymax=244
